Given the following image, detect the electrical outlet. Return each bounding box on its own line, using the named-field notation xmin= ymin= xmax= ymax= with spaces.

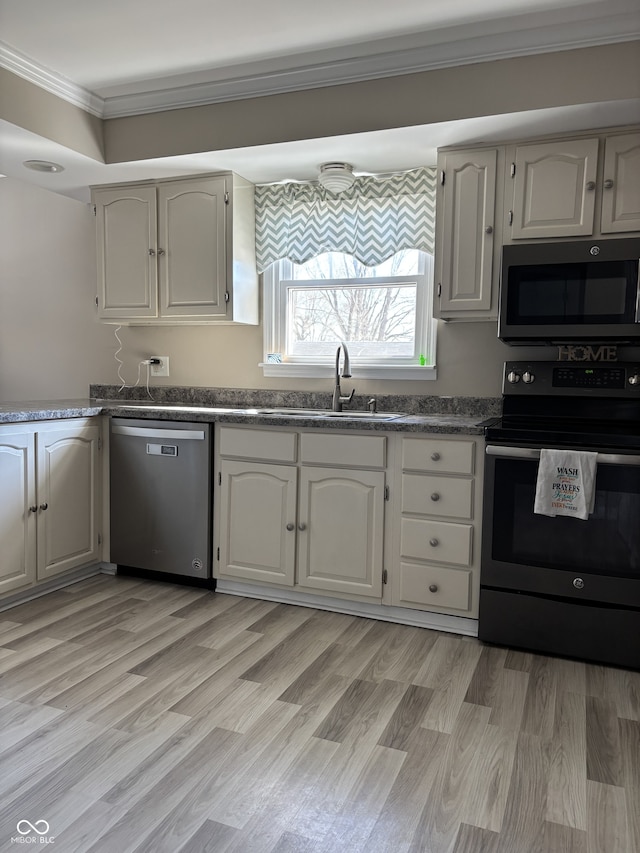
xmin=150 ymin=356 xmax=170 ymax=377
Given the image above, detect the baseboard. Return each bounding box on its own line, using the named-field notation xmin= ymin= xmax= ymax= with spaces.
xmin=0 ymin=563 xmax=104 ymax=612
xmin=215 ymin=579 xmax=478 ymax=637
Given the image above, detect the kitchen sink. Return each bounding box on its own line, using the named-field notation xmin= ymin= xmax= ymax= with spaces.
xmin=253 ymin=408 xmax=406 ymax=420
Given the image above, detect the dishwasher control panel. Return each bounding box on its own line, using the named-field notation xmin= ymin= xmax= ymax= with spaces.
xmin=147 ymin=443 xmax=178 ymax=456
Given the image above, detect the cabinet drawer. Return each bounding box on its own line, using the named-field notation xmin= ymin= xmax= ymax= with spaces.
xmin=219 ymin=427 xmax=296 ymax=462
xmin=398 ymin=562 xmax=471 ymax=611
xmin=400 ymin=518 xmax=472 ymax=566
xmin=300 ymin=433 xmax=386 ymax=468
xmin=402 ymin=437 xmax=474 ymax=474
xmin=401 ymin=474 xmax=473 ymax=519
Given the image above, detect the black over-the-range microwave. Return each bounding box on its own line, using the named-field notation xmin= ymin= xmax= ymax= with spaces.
xmin=498 ymin=236 xmax=640 ymax=344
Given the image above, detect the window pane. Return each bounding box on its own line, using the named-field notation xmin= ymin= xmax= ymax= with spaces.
xmin=292 ymin=250 xmax=421 ymax=280
xmin=287 ymin=282 xmax=417 ymax=359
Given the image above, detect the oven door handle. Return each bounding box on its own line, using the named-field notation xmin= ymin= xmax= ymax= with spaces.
xmin=485 ymin=445 xmax=640 ymax=466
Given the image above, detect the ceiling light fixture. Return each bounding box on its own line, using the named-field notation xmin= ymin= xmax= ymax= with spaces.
xmin=318 ymin=162 xmax=355 ymax=193
xmin=23 ymin=159 xmax=65 ymax=173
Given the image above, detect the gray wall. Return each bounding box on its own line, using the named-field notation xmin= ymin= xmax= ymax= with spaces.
xmin=0 ymin=178 xmax=114 ymax=402
xmin=2 ymin=175 xmax=638 ymax=404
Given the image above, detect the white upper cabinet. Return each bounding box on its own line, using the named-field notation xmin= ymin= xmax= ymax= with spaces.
xmin=600 ymin=132 xmax=640 ymax=233
xmin=434 ymin=148 xmax=499 ymax=319
xmin=93 ymin=173 xmax=258 ymax=325
xmin=506 ymin=131 xmax=640 ymax=241
xmin=95 ymin=185 xmax=158 ymax=319
xmin=436 ymin=128 xmax=639 ymax=318
xmin=158 ymin=177 xmax=227 ymax=317
xmin=509 ymin=138 xmax=599 ymax=239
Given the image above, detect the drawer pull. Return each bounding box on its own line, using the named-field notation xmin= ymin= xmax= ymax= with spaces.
xmin=429 ymin=538 xmax=439 ymax=547
xmin=430 ymin=492 xmax=440 ymax=502
xmin=430 ymin=452 xmax=441 ymax=461
xmin=429 ymin=583 xmax=439 ymax=593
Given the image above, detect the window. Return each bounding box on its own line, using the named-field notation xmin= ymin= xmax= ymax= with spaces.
xmin=262 ymin=250 xmax=436 ymax=379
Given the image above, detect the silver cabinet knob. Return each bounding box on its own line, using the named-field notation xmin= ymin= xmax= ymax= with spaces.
xmin=286 ymin=523 xmax=294 ymax=531
xmin=573 ymin=577 xmax=585 ymax=590
xmin=148 ymin=248 xmax=156 ymax=256
xmin=604 ymin=179 xmax=614 ymax=189
xmin=430 ymin=452 xmax=441 ymax=461
xmin=429 ymin=538 xmax=439 ymax=547
xmin=39 ymin=502 xmax=48 ymax=511
xmin=430 ymin=493 xmax=440 ymax=502
xmin=485 ymin=225 xmax=493 ymax=234
xmin=429 ymin=584 xmax=439 ymax=593
xmin=29 ymin=505 xmax=37 ymax=513
xmin=586 ymin=181 xmax=596 ymax=191
xmin=157 ymin=248 xmax=166 ymax=256
xmin=298 ymin=522 xmax=307 ymax=531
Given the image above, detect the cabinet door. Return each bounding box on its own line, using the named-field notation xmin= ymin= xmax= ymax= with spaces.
xmin=509 ymin=138 xmax=599 ymax=239
xmin=36 ymin=425 xmax=101 ymax=581
xmin=0 ymin=433 xmax=36 ymax=594
xmin=95 ymin=186 xmax=158 ymax=319
xmin=158 ymin=177 xmax=227 ymax=317
xmin=297 ymin=467 xmax=384 ymax=599
xmin=219 ymin=460 xmax=297 ymax=585
xmin=436 ymin=149 xmax=496 ymax=316
xmin=601 ymin=133 xmax=640 ymax=233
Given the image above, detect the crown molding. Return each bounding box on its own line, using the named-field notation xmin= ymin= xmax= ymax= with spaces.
xmin=100 ymin=26 xmax=640 ymax=119
xmin=0 ymin=43 xmax=104 ymax=116
xmin=1 ymin=2 xmax=638 ymax=120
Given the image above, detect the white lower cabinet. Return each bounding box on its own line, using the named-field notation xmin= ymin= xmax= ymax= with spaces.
xmin=216 ymin=425 xmax=483 ymax=619
xmin=219 ymin=460 xmax=297 ymax=586
xmin=297 ymin=466 xmax=384 ymax=598
xmin=216 ymin=426 xmax=385 ymax=600
xmin=391 ymin=434 xmax=482 ymax=618
xmin=0 ymin=420 xmax=102 ymax=596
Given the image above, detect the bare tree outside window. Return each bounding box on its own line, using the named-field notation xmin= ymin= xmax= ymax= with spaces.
xmin=286 ymin=250 xmax=425 ymax=359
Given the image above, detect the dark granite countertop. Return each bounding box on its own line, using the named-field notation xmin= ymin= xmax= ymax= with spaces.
xmin=0 ymin=389 xmax=502 ymax=435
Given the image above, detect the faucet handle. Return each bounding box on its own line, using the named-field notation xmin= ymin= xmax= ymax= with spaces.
xmin=367 ymin=397 xmax=377 ymax=413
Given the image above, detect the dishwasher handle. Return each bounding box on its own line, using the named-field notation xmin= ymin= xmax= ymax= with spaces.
xmin=111 ymin=424 xmax=207 ymax=441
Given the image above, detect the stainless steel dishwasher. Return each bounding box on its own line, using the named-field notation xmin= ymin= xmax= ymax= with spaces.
xmin=110 ymin=418 xmax=212 ymax=580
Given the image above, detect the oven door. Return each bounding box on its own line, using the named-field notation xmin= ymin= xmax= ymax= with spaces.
xmin=481 ymin=444 xmax=640 ymax=607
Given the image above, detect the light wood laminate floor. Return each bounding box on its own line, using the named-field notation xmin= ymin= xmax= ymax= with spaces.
xmin=0 ymin=574 xmax=638 ymax=853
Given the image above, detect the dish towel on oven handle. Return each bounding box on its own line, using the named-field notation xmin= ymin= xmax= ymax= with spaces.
xmin=533 ymin=448 xmax=598 ymax=520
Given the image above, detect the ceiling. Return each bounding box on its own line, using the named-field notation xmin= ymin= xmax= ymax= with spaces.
xmin=0 ymin=0 xmax=639 ymax=201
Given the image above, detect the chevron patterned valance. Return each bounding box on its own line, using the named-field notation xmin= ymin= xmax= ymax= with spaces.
xmin=255 ymin=167 xmax=437 ymax=273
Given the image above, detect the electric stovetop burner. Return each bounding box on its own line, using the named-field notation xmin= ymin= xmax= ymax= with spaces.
xmin=485 ymin=361 xmax=640 ymax=452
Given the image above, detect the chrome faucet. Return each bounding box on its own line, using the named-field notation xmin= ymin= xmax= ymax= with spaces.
xmin=332 ymin=342 xmax=355 ymax=412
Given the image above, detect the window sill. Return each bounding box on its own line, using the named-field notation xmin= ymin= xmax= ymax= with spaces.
xmin=260 ymin=363 xmax=437 ymax=380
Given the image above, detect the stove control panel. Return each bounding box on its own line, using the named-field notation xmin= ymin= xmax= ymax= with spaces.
xmin=554 ymin=366 xmax=626 ymax=389
xmin=503 ymin=362 xmax=640 ymax=396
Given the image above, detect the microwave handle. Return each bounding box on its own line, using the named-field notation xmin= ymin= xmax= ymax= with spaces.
xmin=485 ymin=445 xmax=640 ymax=466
